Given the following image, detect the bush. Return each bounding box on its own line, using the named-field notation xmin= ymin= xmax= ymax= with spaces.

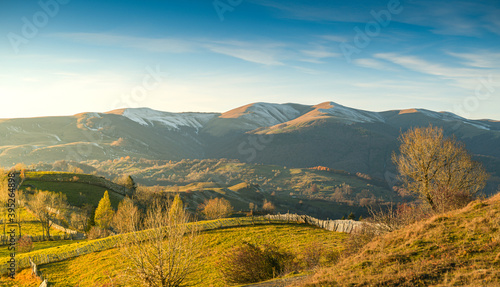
xmin=300 ymin=241 xmax=323 ymax=269
xmin=17 ymin=235 xmax=33 ymax=253
xmin=219 ymin=242 xmax=294 ymax=284
xmin=87 ymin=226 xmax=112 ymax=240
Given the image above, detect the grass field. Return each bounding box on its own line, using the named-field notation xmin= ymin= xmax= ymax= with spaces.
xmin=19 ymin=171 xmax=124 ymax=209
xmin=38 ymin=224 xmax=346 ymax=286
xmin=20 ymin=180 xmax=122 ymax=209
xmin=0 ymin=206 xmax=65 ymax=238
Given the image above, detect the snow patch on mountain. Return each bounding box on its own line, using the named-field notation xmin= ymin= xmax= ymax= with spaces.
xmin=318 ymin=102 xmax=385 ymax=123
xmin=122 ymin=108 xmax=218 ymax=129
xmin=221 ymin=103 xmax=303 ymax=127
xmin=412 ymin=109 xmax=490 ymax=130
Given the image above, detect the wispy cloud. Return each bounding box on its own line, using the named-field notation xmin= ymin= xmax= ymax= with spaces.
xmin=448 ymin=51 xmax=500 ymax=69
xmin=299 ymin=46 xmax=339 ymax=64
xmin=373 ymin=52 xmax=500 ymax=93
xmin=353 ymin=58 xmax=396 ymax=71
xmin=247 ymin=0 xmax=376 ymax=23
xmin=204 ymin=40 xmax=286 ymax=66
xmin=52 ymin=32 xmax=290 ymax=66
xmin=399 ymin=1 xmax=500 ymax=37
xmin=374 ymin=53 xmax=475 ymax=78
xmin=250 ymin=0 xmax=499 ymax=38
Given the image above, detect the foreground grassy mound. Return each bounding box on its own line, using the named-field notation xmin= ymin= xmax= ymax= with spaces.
xmin=37 ymin=224 xmax=345 ymax=286
xmin=302 ymin=193 xmax=500 ymax=286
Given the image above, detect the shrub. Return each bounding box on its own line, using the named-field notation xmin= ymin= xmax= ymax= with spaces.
xmin=300 ymin=241 xmax=323 ymax=269
xmin=219 ymin=242 xmax=294 ymax=284
xmin=87 ymin=226 xmax=112 ymax=240
xmin=17 ymin=235 xmax=33 ymax=253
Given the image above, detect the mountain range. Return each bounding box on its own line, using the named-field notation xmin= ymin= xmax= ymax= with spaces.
xmin=1 ymin=102 xmax=499 ymax=192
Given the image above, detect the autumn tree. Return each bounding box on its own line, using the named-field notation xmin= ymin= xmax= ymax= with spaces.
xmin=115 ymin=174 xmax=137 ymax=195
xmin=262 ymin=199 xmax=275 ymax=214
xmin=392 ymin=125 xmax=488 ymax=212
xmin=168 ymin=194 xmax=183 ymax=222
xmin=120 ymin=199 xmax=201 ymax=287
xmin=94 ymin=191 xmax=115 ymax=229
xmin=201 ymin=197 xmax=233 ymax=220
xmin=112 ymin=197 xmax=141 ymax=234
xmin=310 ymin=183 xmax=318 ymax=193
xmin=249 ymin=202 xmax=256 ymax=212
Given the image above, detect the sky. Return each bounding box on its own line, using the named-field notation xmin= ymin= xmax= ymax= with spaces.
xmin=0 ymin=0 xmax=499 ymax=120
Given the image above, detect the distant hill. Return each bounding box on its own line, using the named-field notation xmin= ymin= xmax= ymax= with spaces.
xmin=1 ymin=102 xmax=499 ymax=193
xmin=28 ymin=159 xmax=391 ymax=219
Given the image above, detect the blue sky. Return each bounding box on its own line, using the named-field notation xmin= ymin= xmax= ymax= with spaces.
xmin=1 ymin=0 xmax=499 ymax=119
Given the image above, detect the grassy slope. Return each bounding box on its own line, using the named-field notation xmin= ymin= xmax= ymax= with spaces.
xmin=0 ymin=207 xmax=65 ymax=238
xmin=0 ymin=240 xmax=82 ymax=259
xmin=9 ymin=224 xmax=346 ymax=287
xmin=302 ymin=193 xmax=500 ymax=286
xmin=19 ymin=171 xmax=124 ymax=208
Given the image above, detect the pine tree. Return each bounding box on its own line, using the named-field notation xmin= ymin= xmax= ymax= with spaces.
xmin=348 ymin=212 xmax=355 ymax=220
xmin=95 ymin=191 xmax=115 ymax=229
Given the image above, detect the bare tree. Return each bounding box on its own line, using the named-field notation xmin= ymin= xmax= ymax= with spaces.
xmin=201 ymin=197 xmax=233 ymax=220
xmin=30 ymin=190 xmax=68 ymax=240
xmin=120 ymin=198 xmax=201 ymax=287
xmin=70 ymin=212 xmax=89 ymax=232
xmin=112 ymin=197 xmax=141 ymax=234
xmin=392 ymin=125 xmax=488 ymax=212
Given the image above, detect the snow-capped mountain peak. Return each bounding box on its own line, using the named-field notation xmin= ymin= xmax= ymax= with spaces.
xmin=316 ymin=102 xmax=385 ymax=123
xmin=220 ymin=102 xmax=303 ymax=127
xmin=115 ymin=108 xmax=219 ymax=129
